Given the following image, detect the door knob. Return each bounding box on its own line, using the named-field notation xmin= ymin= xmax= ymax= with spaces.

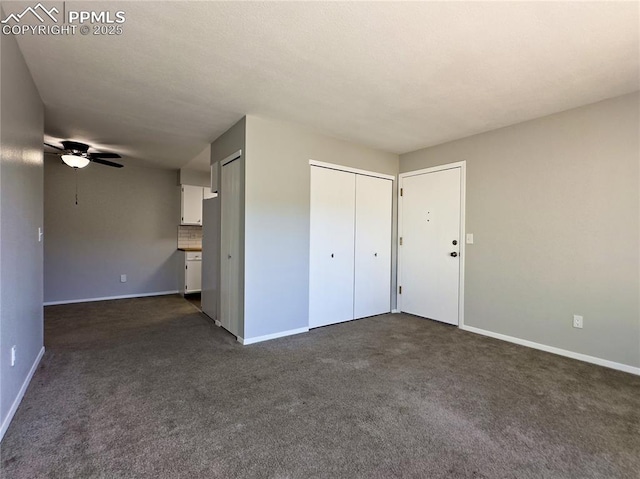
xmin=452 ymin=240 xmax=458 ymax=245
xmin=450 ymin=252 xmax=458 ymax=257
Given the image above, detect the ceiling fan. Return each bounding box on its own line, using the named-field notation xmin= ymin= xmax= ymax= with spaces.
xmin=44 ymin=140 xmax=124 ymax=168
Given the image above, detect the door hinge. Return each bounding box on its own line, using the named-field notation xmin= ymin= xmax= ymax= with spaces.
xmin=399 ymin=237 xmax=403 ymax=246
xmin=399 ymin=286 xmax=402 ymax=294
xmin=186 ymin=265 xmax=188 ymax=269
xmin=400 ymin=188 xmax=403 ymax=196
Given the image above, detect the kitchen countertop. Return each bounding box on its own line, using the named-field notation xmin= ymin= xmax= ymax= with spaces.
xmin=178 ymin=247 xmax=202 ymax=252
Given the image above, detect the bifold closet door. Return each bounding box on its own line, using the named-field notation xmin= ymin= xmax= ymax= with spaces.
xmin=354 ymin=175 xmax=392 ymax=319
xmin=220 ymin=158 xmax=241 ymax=337
xmin=309 ymin=166 xmax=356 ymax=328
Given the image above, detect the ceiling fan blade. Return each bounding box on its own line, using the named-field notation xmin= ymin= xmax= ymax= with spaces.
xmin=61 ymin=140 xmax=89 ymax=152
xmin=92 ymin=158 xmax=124 ymax=168
xmin=44 ymin=142 xmax=65 ymax=151
xmin=89 ymin=152 xmax=121 ymax=159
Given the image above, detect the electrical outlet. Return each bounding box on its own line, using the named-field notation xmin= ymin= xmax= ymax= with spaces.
xmin=11 ymin=346 xmax=16 ymax=367
xmin=573 ymin=315 xmax=583 ymax=329
xmin=120 ymin=274 xmax=127 ymax=283
xmin=466 ymin=233 xmax=474 ymax=244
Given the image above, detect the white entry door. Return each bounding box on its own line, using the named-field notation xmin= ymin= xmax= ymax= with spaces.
xmin=400 ymin=166 xmax=462 ymax=325
xmin=354 ymin=175 xmax=392 ymax=319
xmin=309 ymin=166 xmax=356 ymax=328
xmin=220 ymin=158 xmax=241 ymax=337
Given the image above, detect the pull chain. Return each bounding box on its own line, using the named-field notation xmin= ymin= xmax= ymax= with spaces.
xmin=75 ymin=167 xmax=79 ymax=205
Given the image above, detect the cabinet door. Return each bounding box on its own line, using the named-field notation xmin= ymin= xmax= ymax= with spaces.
xmin=181 ymin=185 xmax=203 ymax=225
xmin=179 ymin=251 xmax=187 ymax=294
xmin=354 ymin=175 xmax=392 ymax=319
xmin=185 ymin=260 xmax=202 ymax=293
xmin=309 ymin=166 xmax=356 ymax=328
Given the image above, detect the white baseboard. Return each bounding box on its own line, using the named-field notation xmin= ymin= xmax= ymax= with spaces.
xmin=43 ymin=290 xmax=179 ymax=306
xmin=460 ymin=325 xmax=640 ymax=376
xmin=239 ymin=327 xmax=309 ymax=346
xmin=0 ymin=346 xmax=45 ymax=442
xmin=391 ymin=309 xmax=401 ymax=314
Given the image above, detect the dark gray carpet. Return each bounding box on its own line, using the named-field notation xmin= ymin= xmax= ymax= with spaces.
xmin=1 ymin=295 xmax=639 ymax=478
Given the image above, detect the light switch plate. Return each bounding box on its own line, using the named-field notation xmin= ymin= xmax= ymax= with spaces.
xmin=466 ymin=233 xmax=474 ymax=244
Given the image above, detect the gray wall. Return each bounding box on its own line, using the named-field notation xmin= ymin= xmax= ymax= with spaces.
xmin=210 ymin=117 xmax=246 ymax=337
xmin=44 ymin=160 xmax=180 ymax=303
xmin=244 ymin=116 xmax=399 ymax=339
xmin=0 ymin=31 xmax=44 ymax=438
xmin=179 ymin=168 xmax=210 ymax=188
xmin=400 ymin=92 xmax=640 ymax=368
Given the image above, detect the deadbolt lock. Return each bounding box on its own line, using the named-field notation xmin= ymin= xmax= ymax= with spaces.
xmin=452 ymin=240 xmax=458 ymax=245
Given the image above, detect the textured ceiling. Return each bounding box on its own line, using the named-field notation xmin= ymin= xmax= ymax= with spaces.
xmin=10 ymin=1 xmax=640 ymax=171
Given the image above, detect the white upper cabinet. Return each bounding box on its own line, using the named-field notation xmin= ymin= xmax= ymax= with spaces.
xmin=181 ymin=185 xmax=204 ymax=225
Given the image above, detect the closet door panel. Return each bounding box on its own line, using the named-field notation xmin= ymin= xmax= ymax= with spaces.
xmin=220 ymin=158 xmax=241 ymax=337
xmin=354 ymin=175 xmax=393 ymax=319
xmin=309 ymin=167 xmax=356 ymax=328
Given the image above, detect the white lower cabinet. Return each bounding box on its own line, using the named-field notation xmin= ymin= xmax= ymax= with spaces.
xmin=309 ymin=165 xmax=393 ymax=328
xmin=180 ymin=251 xmax=202 ymax=294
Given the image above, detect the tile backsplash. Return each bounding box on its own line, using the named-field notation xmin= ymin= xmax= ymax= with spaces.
xmin=177 ymin=225 xmax=202 ymax=249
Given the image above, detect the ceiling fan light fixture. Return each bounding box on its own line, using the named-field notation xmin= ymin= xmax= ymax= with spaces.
xmin=61 ymin=154 xmax=90 ymax=169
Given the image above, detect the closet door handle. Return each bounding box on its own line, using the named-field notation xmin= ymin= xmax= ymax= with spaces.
xmin=374 ymin=253 xmax=378 ymax=257
xmin=331 ymin=253 xmax=334 ymax=258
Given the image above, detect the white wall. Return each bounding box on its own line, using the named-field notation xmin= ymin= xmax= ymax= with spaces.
xmin=400 ymin=92 xmax=640 ymax=369
xmin=244 ymin=116 xmax=399 ymax=340
xmin=43 ymin=160 xmax=180 ymax=303
xmin=0 ymin=31 xmax=45 ymax=440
